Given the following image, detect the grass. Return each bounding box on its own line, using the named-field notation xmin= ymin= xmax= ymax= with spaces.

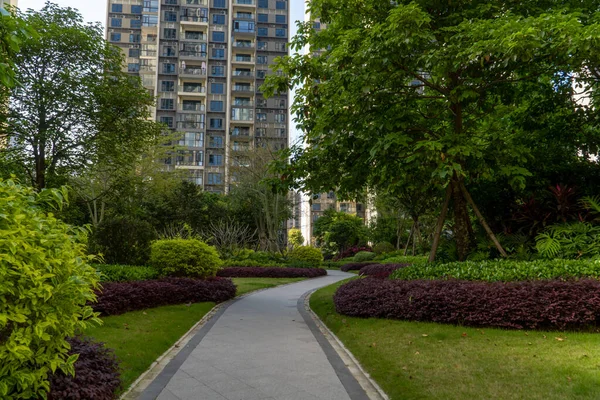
xmin=310 ymin=280 xmax=600 ymax=400
xmin=86 ymin=277 xmax=307 ymax=391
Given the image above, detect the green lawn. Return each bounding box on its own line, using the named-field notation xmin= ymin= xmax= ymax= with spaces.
xmin=310 ymin=280 xmax=600 ymax=400
xmin=86 ymin=277 xmax=307 ymax=391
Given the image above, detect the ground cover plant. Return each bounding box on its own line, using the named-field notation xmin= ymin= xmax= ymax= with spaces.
xmin=391 ymin=259 xmax=600 ymax=282
xmin=93 ymin=278 xmax=236 ymax=316
xmin=95 ymin=264 xmax=160 ymax=282
xmin=359 ymin=264 xmax=410 ymax=279
xmin=340 ymin=261 xmax=379 ymax=272
xmin=217 ymin=267 xmax=326 ymax=278
xmin=334 ymin=278 xmax=600 ymax=330
xmin=311 ymin=281 xmax=600 ymax=400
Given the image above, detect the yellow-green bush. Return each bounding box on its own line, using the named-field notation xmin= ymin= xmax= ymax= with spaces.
xmin=149 ymin=239 xmax=223 ymax=278
xmin=289 ymin=246 xmax=323 ymax=267
xmin=0 ymin=180 xmax=100 ymax=399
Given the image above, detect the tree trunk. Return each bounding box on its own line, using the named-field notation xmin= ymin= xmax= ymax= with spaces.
xmin=35 ymin=145 xmax=46 ymax=190
xmin=451 ymin=177 xmax=474 ymax=261
xmin=404 ymin=222 xmax=414 ymax=256
xmin=413 ymin=217 xmax=421 ymax=255
xmin=428 ymin=184 xmax=452 ymax=262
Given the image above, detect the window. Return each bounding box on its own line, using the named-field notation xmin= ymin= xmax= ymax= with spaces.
xmin=111 ymin=18 xmax=122 ymax=27
xmin=164 ymin=28 xmax=176 ymax=39
xmin=256 ymin=113 xmax=267 ymax=121
xmin=211 ymin=66 xmax=225 ymax=76
xmin=275 ymin=114 xmax=286 ymax=123
xmin=275 ymin=28 xmax=286 ymax=37
xmin=357 ymin=204 xmax=363 ymax=212
xmin=209 ymin=136 xmax=223 ymax=147
xmin=143 ymin=15 xmax=158 ymax=26
xmin=313 ymin=22 xmax=321 ymax=29
xmin=256 ymin=70 xmax=266 ymax=78
xmin=209 ymin=154 xmax=223 ymax=166
xmin=160 ymin=116 xmax=174 ymax=128
xmin=278 ymin=128 xmax=286 ymax=137
xmin=312 ymin=203 xmax=321 ymax=211
xmin=129 ymin=33 xmax=141 ymax=43
xmin=131 ymin=5 xmax=143 ymax=13
xmin=211 ymin=83 xmax=224 ymax=94
xmin=258 ymin=0 xmax=268 ymax=8
xmin=182 ymin=100 xmax=202 ymax=111
xmin=275 ymin=0 xmax=285 ymax=9
xmin=111 ymin=4 xmax=123 ymax=12
xmin=163 ymin=63 xmax=175 ymax=74
xmin=210 ymin=101 xmax=224 ymax=112
xmin=234 ymin=21 xmax=254 ymax=33
xmin=110 ymin=33 xmax=121 ymax=42
xmin=210 ymin=118 xmax=223 ymax=128
xmin=232 ymin=108 xmax=253 ymax=121
xmin=211 ymin=48 xmax=225 ymax=59
xmin=275 ymin=15 xmax=286 ymax=23
xmin=130 ymin=19 xmax=142 ymax=28
xmin=213 ymin=0 xmax=226 ymax=7
xmin=208 ymin=173 xmax=223 ymax=185
xmin=257 ymin=56 xmax=267 ymax=64
xmin=257 ymin=41 xmax=267 ymax=50
xmin=129 ymin=48 xmax=140 ymax=57
xmin=161 ymin=81 xmax=175 ymax=92
xmin=212 ymin=14 xmax=225 ymax=24
xmin=255 ymin=128 xmax=266 ymax=137
xmin=212 ymin=31 xmax=225 ymax=42
xmin=143 ymin=0 xmax=159 ymax=12
xmin=257 ymin=27 xmax=268 ymax=36
xmin=163 ymin=46 xmax=176 ymax=57
xmin=128 ymin=63 xmax=140 ymax=72
xmin=257 ymin=13 xmax=268 ymax=22
xmin=164 ymin=11 xmax=177 ymax=21
xmin=160 ymin=99 xmax=174 ymax=110
xmin=182 ymin=132 xmax=204 ymax=147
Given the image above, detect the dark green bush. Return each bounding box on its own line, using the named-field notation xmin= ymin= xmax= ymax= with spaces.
xmin=94 ymin=264 xmax=160 ymax=282
xmin=391 ymin=259 xmax=600 ymax=282
xmin=288 ymin=246 xmax=324 ymax=267
xmin=149 ymin=239 xmax=223 ymax=278
xmin=353 ymin=251 xmax=377 ymax=262
xmin=89 ymin=217 xmax=157 ymax=266
xmin=372 ymin=242 xmax=396 ymax=254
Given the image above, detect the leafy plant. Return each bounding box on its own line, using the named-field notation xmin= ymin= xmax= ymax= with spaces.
xmin=288 ymin=246 xmax=323 ymax=267
xmin=536 ymin=222 xmax=600 ymax=259
xmin=288 ymin=228 xmax=305 ymax=248
xmin=149 ymin=239 xmax=223 ymax=278
xmin=0 ymin=179 xmax=100 ymax=399
xmin=217 ymin=267 xmax=326 ymax=278
xmin=359 ymin=264 xmax=410 ymax=279
xmin=94 ymin=264 xmax=160 ymax=282
xmin=372 ymin=242 xmax=395 ymax=255
xmin=353 ymin=251 xmax=377 ymax=262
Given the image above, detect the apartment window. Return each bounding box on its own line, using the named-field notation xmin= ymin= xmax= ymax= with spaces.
xmin=160 ymin=99 xmax=174 ymax=110
xmin=275 ymin=15 xmax=286 ymax=23
xmin=212 ymin=31 xmax=225 ymax=42
xmin=129 ymin=33 xmax=141 ymax=43
xmin=257 ymin=41 xmax=267 ymax=50
xmin=163 ymin=46 xmax=176 ymax=57
xmin=257 ymin=13 xmax=268 ymax=22
xmin=278 ymin=128 xmax=286 ymax=137
xmin=211 ymin=83 xmax=224 ymax=94
xmin=256 ymin=128 xmax=266 ymax=137
xmin=256 ymin=113 xmax=266 ymax=121
xmin=211 ymin=48 xmax=225 ymax=59
xmin=130 ymin=19 xmax=142 ymax=28
xmin=209 ymin=154 xmax=223 ymax=166
xmin=161 ymin=81 xmax=175 ymax=92
xmin=110 ymin=18 xmax=122 ymax=27
xmin=210 ymin=118 xmax=223 ymax=128
xmin=111 ymin=4 xmax=123 ymax=12
xmin=234 ymin=21 xmax=254 ymax=33
xmin=257 ymin=56 xmax=267 ymax=64
xmin=131 ymin=5 xmax=143 ymax=13
xmin=143 ymin=0 xmax=159 ymax=12
xmin=160 ymin=116 xmax=174 ymax=128
xmin=256 ymin=70 xmax=266 ymax=79
xmin=209 ymin=136 xmax=223 ymax=147
xmin=128 ymin=63 xmax=140 ymax=72
xmin=211 ymin=66 xmax=225 ymax=76
xmin=163 ymin=63 xmax=176 ymax=74
xmin=213 ymin=0 xmax=226 ymax=7
xmin=357 ymin=204 xmax=363 ymax=212
xmin=275 ymin=28 xmax=286 ymax=37
xmin=208 ymin=173 xmax=223 ymax=185
xmin=182 ymin=132 xmax=204 ymax=147
xmin=129 ymin=48 xmax=140 ymax=57
xmin=110 ymin=33 xmax=121 ymax=42
xmin=164 ymin=11 xmax=177 ymax=22
xmin=210 ymin=101 xmax=224 ymax=112
xmin=257 ymin=27 xmax=268 ymax=36
xmin=312 ymin=203 xmax=321 ymax=211
xmin=258 ymin=0 xmax=268 ymax=8
xmin=275 ymin=1 xmax=285 ymax=9
xmin=275 ymin=114 xmax=286 ymax=123
xmin=313 ymin=22 xmax=321 ymax=29
xmin=164 ymin=28 xmax=176 ymax=39
xmin=143 ymin=15 xmax=158 ymax=26
xmin=212 ymin=14 xmax=225 ymax=24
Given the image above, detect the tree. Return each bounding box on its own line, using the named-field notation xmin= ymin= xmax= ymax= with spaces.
xmin=288 ymin=228 xmax=305 ymax=248
xmin=264 ymin=0 xmax=600 ymax=261
xmin=313 ymin=209 xmax=368 ymax=253
xmin=1 ymin=2 xmax=159 ymax=190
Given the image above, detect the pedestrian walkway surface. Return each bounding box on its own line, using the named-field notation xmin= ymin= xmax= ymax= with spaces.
xmin=140 ymin=270 xmax=360 ymax=400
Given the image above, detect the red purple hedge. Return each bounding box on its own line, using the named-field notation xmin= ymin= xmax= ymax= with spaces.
xmin=334 ymin=246 xmax=373 ymax=261
xmin=48 ymin=336 xmax=121 ymax=400
xmin=340 ymin=262 xmax=378 ymax=272
xmin=93 ymin=277 xmax=236 ymax=316
xmin=359 ymin=264 xmax=410 ymax=278
xmin=334 ymin=278 xmax=600 ymax=330
xmin=217 ymin=267 xmax=327 ymax=278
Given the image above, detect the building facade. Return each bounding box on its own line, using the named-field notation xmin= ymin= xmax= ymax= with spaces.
xmin=105 ymin=0 xmax=289 ymax=193
xmin=0 ymin=0 xmax=17 ymax=8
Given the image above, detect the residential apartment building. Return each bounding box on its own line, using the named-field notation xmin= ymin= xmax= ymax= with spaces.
xmin=105 ymin=0 xmax=289 ymax=193
xmin=0 ymin=0 xmax=17 ymax=8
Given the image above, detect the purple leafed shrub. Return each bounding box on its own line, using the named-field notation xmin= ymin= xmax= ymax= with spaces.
xmin=334 ymin=246 xmax=373 ymax=261
xmin=48 ymin=336 xmax=121 ymax=400
xmin=359 ymin=264 xmax=410 ymax=279
xmin=93 ymin=277 xmax=236 ymax=316
xmin=340 ymin=262 xmax=378 ymax=272
xmin=217 ymin=267 xmax=327 ymax=278
xmin=334 ymin=278 xmax=600 ymax=330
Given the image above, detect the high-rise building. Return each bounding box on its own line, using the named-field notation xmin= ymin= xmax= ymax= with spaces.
xmin=105 ymin=0 xmax=289 ymax=193
xmin=0 ymin=0 xmax=17 ymax=8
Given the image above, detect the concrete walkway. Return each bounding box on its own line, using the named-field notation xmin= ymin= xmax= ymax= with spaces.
xmin=139 ymin=270 xmax=366 ymax=400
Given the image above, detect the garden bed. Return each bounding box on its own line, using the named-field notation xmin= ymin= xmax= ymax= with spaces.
xmin=217 ymin=267 xmax=327 ymax=278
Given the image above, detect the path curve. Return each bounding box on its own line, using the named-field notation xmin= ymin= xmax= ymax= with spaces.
xmin=139 ymin=270 xmax=364 ymax=400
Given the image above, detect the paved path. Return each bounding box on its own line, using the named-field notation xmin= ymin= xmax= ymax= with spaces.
xmin=139 ymin=270 xmax=365 ymax=400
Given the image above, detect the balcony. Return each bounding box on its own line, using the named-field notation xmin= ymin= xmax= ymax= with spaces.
xmin=233 ymin=100 xmax=253 ymax=107
xmin=231 ymin=127 xmax=251 ymax=137
xmin=179 ymin=67 xmax=207 ymax=78
xmin=181 ymin=33 xmax=207 ymax=42
xmin=179 ymin=103 xmax=205 ymax=112
xmin=233 ymin=0 xmax=255 ymax=7
xmin=232 ymin=55 xmax=254 ymax=64
xmin=179 ymin=51 xmax=207 ymax=60
xmin=177 ymin=121 xmax=206 ymax=130
xmin=178 ymin=85 xmax=206 ymax=97
xmin=184 ymin=0 xmax=206 ymax=4
xmin=233 ymin=41 xmax=254 ymax=49
xmin=232 ymin=85 xmax=254 ymax=93
xmin=231 ymin=108 xmax=254 ymax=122
xmin=234 ymin=13 xmax=255 ymax=19
xmin=180 ymin=15 xmax=209 ymax=25
xmin=232 ymin=70 xmax=254 ymax=80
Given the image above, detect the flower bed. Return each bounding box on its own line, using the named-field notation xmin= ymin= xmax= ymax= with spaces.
xmin=359 ymin=263 xmax=410 ymax=278
xmin=93 ymin=278 xmax=236 ymax=316
xmin=340 ymin=261 xmax=379 ymax=272
xmin=217 ymin=267 xmax=327 ymax=278
xmin=334 ymin=278 xmax=600 ymax=330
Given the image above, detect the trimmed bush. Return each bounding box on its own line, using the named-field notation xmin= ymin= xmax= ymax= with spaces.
xmin=353 ymin=251 xmax=377 ymax=262
xmin=334 ymin=278 xmax=600 ymax=330
xmin=48 ymin=337 xmax=120 ymax=400
xmin=359 ymin=263 xmax=410 ymax=278
xmin=288 ymin=246 xmax=324 ymax=267
xmin=222 ymin=259 xmax=285 ymax=268
xmin=95 ymin=264 xmax=160 ymax=282
xmin=149 ymin=239 xmax=223 ymax=278
xmin=340 ymin=261 xmax=379 ymax=272
xmin=376 ymin=255 xmax=428 ymax=265
xmin=217 ymin=267 xmax=327 ymax=278
xmin=0 ymin=181 xmax=100 ymax=399
xmin=391 ymin=259 xmax=600 ymax=282
xmin=334 ymin=245 xmax=373 ymax=261
xmin=93 ymin=278 xmax=236 ymax=316
xmin=372 ymin=242 xmax=395 ymax=255
xmin=89 ymin=217 xmax=157 ymax=266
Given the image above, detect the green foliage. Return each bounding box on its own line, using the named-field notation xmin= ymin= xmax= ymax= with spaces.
xmin=353 ymin=251 xmax=377 ymax=262
xmin=89 ymin=217 xmax=157 ymax=266
xmin=0 ymin=179 xmax=100 ymax=399
xmin=288 ymin=246 xmax=324 ymax=267
xmin=288 ymin=228 xmax=304 ymax=248
xmin=372 ymin=242 xmax=395 ymax=255
xmin=149 ymin=239 xmax=223 ymax=278
xmin=379 ymin=255 xmax=429 ymax=265
xmin=314 ymin=209 xmax=368 ymax=253
xmin=94 ymin=264 xmax=160 ymax=282
xmin=536 ymin=222 xmax=600 ymax=259
xmin=391 ymin=259 xmax=600 ymax=282
xmin=0 ymin=6 xmax=33 ymax=88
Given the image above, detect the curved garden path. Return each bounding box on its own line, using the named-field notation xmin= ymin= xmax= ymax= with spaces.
xmin=139 ymin=270 xmax=369 ymax=400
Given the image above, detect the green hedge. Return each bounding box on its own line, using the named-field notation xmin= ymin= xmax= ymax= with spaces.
xmin=391 ymin=259 xmax=600 ymax=282
xmin=94 ymin=264 xmax=160 ymax=282
xmin=288 ymin=246 xmax=323 ymax=267
xmin=150 ymin=239 xmax=223 ymax=278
